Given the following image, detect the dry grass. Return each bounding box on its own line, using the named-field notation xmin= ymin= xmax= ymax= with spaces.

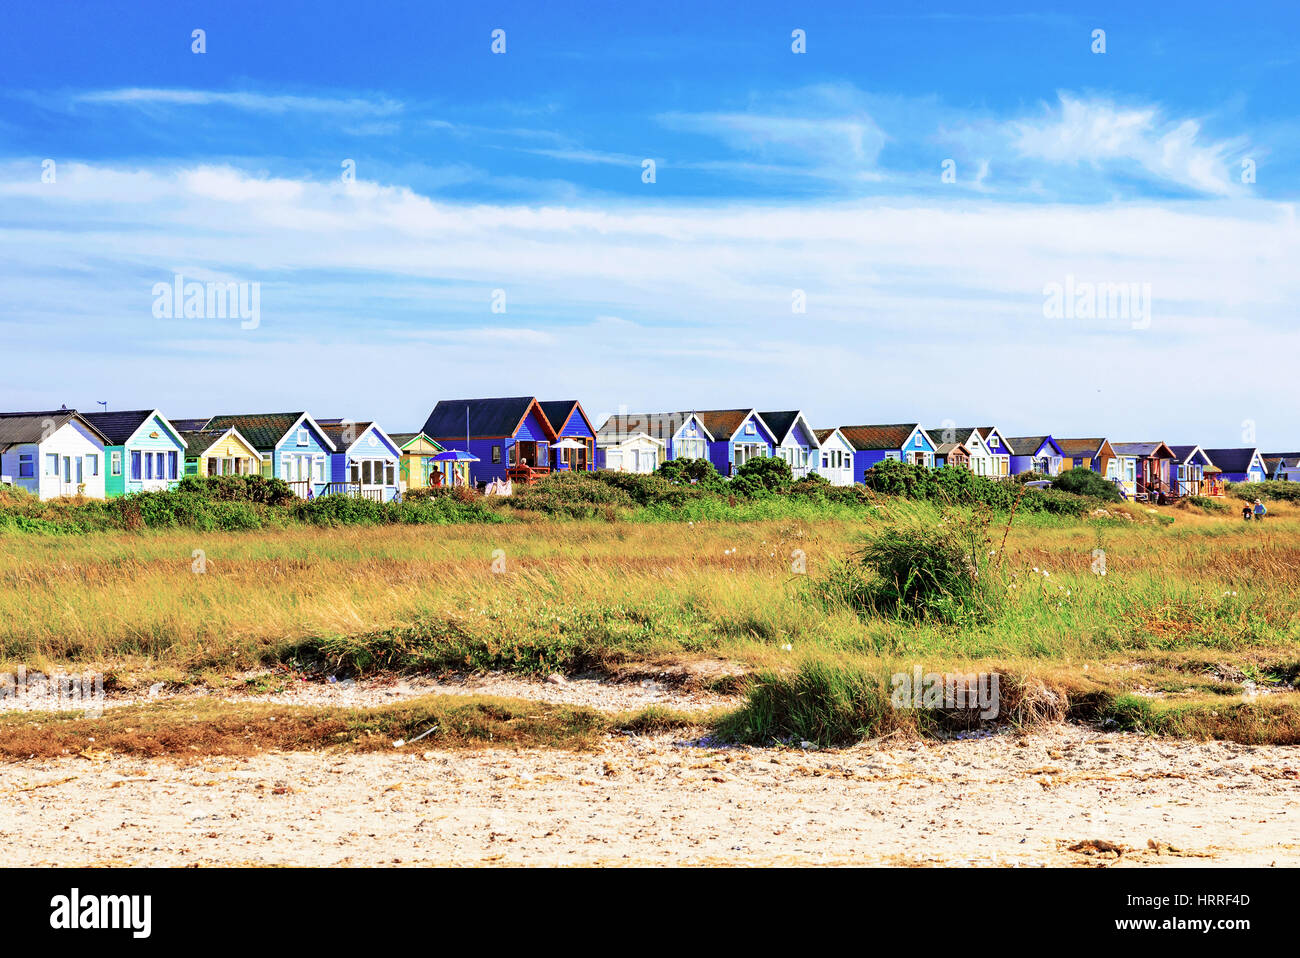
xmin=3 ymin=503 xmax=1299 ymax=746
xmin=0 ymin=694 xmax=705 ymax=761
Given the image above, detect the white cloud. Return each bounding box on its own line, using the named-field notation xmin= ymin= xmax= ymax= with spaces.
xmin=75 ymin=88 xmax=403 ymax=115
xmin=1010 ymin=94 xmax=1246 ymax=196
xmin=1 ymin=161 xmax=1296 ymax=443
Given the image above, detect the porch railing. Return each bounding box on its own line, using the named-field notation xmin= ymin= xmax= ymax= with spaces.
xmin=507 ymin=464 xmax=550 ymax=485
xmin=320 ymin=482 xmax=386 ymax=501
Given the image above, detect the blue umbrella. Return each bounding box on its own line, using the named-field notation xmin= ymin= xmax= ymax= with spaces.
xmin=431 ymin=450 xmax=479 ymax=462
xmin=429 ymin=449 xmax=478 ymax=488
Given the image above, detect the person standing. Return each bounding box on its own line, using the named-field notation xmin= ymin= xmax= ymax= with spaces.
xmin=1254 ymin=498 xmax=1267 ymax=521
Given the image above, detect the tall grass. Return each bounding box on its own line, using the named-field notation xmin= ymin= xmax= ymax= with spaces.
xmin=3 ymin=503 xmax=1299 ymax=743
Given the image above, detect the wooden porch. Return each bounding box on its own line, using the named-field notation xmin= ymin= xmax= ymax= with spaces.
xmin=506 ymin=464 xmax=551 ymax=485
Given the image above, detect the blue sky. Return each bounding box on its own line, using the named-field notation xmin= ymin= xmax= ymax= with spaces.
xmin=2 ymin=0 xmax=1297 ymax=445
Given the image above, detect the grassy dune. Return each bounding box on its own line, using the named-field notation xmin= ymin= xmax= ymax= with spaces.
xmin=2 ymin=498 xmax=1298 ymax=745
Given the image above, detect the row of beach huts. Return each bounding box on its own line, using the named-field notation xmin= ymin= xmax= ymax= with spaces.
xmin=0 ymin=397 xmax=1292 ymax=503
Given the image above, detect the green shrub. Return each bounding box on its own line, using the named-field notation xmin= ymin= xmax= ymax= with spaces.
xmin=726 ymin=474 xmax=769 ymax=497
xmin=733 ymin=455 xmax=792 ymax=493
xmin=656 ymin=458 xmax=724 ymax=488
xmin=1230 ymin=480 xmax=1300 ymax=504
xmin=504 ymin=472 xmax=637 ymax=519
xmin=716 ymin=659 xmax=896 ymax=746
xmin=1183 ymin=495 xmax=1230 ymax=514
xmin=862 ymin=459 xmax=1092 ymax=516
xmin=174 ymin=474 xmax=296 ymax=506
xmin=1050 ymin=467 xmax=1123 ymax=502
xmin=854 ymin=516 xmax=998 ymax=623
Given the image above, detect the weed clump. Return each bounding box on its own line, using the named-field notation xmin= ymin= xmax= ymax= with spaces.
xmin=810 ymin=511 xmax=1002 ymax=624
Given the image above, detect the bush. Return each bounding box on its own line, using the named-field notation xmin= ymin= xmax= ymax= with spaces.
xmin=1230 ymin=480 xmax=1300 ymax=504
xmin=786 ymin=475 xmax=872 ymax=506
xmin=588 ymin=470 xmax=709 ymax=507
xmin=1181 ymin=495 xmax=1230 ymax=514
xmin=733 ymin=455 xmax=793 ymax=493
xmin=854 ymin=516 xmax=997 ymax=623
xmin=716 ymin=659 xmax=896 ymax=746
xmin=506 ymin=471 xmax=637 ymax=519
xmin=727 ymin=474 xmax=769 ymax=497
xmin=861 ymin=459 xmax=1092 ymax=516
xmin=656 ymin=458 xmax=724 ymax=488
xmin=174 ymin=474 xmax=296 ymax=506
xmin=1050 ymin=467 xmax=1123 ymax=502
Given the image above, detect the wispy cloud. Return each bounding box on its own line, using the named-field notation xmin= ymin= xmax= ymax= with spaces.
xmin=1009 ymin=93 xmax=1248 ymax=196
xmin=657 ymin=84 xmax=889 ymax=182
xmin=75 ymin=88 xmax=404 ymax=115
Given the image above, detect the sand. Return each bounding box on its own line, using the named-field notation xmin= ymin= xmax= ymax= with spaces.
xmin=3 ymin=724 xmax=1296 ymax=867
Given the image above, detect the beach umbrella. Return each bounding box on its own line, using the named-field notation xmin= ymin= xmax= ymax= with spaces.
xmin=431 ymin=448 xmax=478 ymax=487
xmin=551 ymin=437 xmax=587 ymax=469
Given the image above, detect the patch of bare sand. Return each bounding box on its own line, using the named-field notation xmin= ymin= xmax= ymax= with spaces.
xmin=3 ymin=725 xmax=1296 ymax=866
xmin=13 ymin=667 xmax=742 ymax=715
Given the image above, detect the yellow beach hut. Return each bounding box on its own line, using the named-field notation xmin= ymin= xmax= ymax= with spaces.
xmin=178 ymin=426 xmax=262 ymax=477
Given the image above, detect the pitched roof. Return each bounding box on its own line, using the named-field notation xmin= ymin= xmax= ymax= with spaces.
xmin=388 ymin=432 xmax=443 ymax=450
xmin=422 ymin=398 xmax=556 ymax=441
xmin=538 ymin=400 xmax=595 ymax=437
xmin=757 ymin=411 xmax=801 ymax=444
xmin=925 ymin=426 xmax=980 ymax=446
xmin=0 ymin=410 xmax=110 ymax=446
xmin=1002 ymin=436 xmax=1052 ymax=456
xmin=1111 ymin=442 xmax=1175 ymax=458
xmin=935 ymin=442 xmax=969 ymax=456
xmin=759 ymin=408 xmax=816 ymax=444
xmin=176 ymin=429 xmax=227 ymax=458
xmin=203 ymin=412 xmax=334 ymax=453
xmin=839 ymin=423 xmax=922 ymax=451
xmin=1168 ymin=444 xmax=1211 ymax=465
xmin=1056 ymin=438 xmax=1111 ymax=459
xmin=694 ymin=409 xmax=758 ymax=441
xmin=315 ymin=420 xmax=377 ymax=453
xmin=1262 ymin=451 xmax=1300 ymax=465
xmin=81 ymin=409 xmax=182 ymax=447
xmin=597 ymin=412 xmax=708 ymax=444
xmin=1202 ymin=448 xmax=1262 ymax=474
xmin=169 ymin=417 xmax=212 ymax=432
